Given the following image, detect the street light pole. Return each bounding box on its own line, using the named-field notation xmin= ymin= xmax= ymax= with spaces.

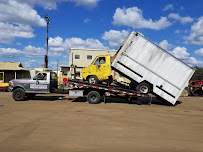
xmin=44 ymin=15 xmax=50 ymax=69
xmin=56 ymin=59 xmax=58 ymax=76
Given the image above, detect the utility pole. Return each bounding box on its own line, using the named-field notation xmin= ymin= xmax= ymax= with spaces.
xmin=44 ymin=15 xmax=50 ymax=69
xmin=56 ymin=59 xmax=58 ymax=76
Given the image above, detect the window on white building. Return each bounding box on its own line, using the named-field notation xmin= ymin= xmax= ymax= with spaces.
xmin=87 ymin=55 xmax=92 ymax=60
xmin=75 ymin=55 xmax=80 ymax=59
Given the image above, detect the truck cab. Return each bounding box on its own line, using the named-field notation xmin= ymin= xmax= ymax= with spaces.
xmin=82 ymin=55 xmax=112 ymax=84
xmin=8 ymin=71 xmax=58 ymax=101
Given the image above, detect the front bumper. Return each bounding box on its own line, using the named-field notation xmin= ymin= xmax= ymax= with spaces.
xmin=7 ymin=85 xmax=13 ymax=92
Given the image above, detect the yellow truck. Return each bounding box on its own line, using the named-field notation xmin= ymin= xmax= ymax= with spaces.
xmin=0 ymin=72 xmax=9 ymax=91
xmin=82 ymin=55 xmax=112 ymax=84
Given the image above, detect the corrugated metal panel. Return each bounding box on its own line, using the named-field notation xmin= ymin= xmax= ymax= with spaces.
xmin=0 ymin=62 xmax=28 ymax=71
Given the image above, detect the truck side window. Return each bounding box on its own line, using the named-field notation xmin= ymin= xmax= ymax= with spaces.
xmin=33 ymin=73 xmax=47 ymax=80
xmin=94 ymin=57 xmax=106 ymax=65
xmin=99 ymin=57 xmax=106 ymax=64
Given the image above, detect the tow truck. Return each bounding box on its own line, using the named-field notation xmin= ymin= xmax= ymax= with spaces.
xmin=8 ymin=71 xmax=147 ymax=104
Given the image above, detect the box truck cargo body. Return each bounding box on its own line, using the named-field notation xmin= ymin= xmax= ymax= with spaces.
xmin=111 ymin=31 xmax=195 ymax=105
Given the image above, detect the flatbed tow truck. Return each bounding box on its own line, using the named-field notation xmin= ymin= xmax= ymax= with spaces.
xmin=8 ymin=71 xmax=148 ymax=104
xmin=8 ymin=31 xmax=194 ymax=105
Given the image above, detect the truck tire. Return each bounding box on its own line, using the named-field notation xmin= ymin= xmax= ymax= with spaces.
xmin=13 ymin=88 xmax=26 ymax=101
xmin=136 ymin=83 xmax=151 ymax=94
xmin=87 ymin=91 xmax=101 ymax=104
xmin=88 ymin=76 xmax=99 ymax=84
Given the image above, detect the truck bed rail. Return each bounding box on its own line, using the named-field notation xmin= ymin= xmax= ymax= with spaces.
xmin=64 ymin=79 xmax=148 ymax=97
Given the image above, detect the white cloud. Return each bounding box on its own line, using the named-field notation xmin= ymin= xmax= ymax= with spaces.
xmin=184 ymin=17 xmax=203 ymax=46
xmin=159 ymin=40 xmax=173 ymax=50
xmin=23 ymin=45 xmax=46 ymax=58
xmin=0 ymin=0 xmax=101 ymax=44
xmin=162 ymin=4 xmax=174 ymax=11
xmin=0 ymin=47 xmax=21 ymax=58
xmin=16 ymin=0 xmax=100 ymax=10
xmin=170 ymin=46 xmax=190 ymax=59
xmin=22 ymin=45 xmax=63 ymax=58
xmin=49 ymin=51 xmax=62 ymax=57
xmin=16 ymin=42 xmax=22 ymax=46
xmin=168 ymin=13 xmax=193 ymax=24
xmin=169 ymin=46 xmax=203 ymax=67
xmin=175 ymin=30 xmax=180 ymax=34
xmin=84 ymin=18 xmax=91 ymax=23
xmin=102 ymin=30 xmax=129 ymax=48
xmin=49 ymin=36 xmax=109 ymax=52
xmin=195 ymin=48 xmax=203 ymax=57
xmin=23 ymin=59 xmax=43 ymax=70
xmin=0 ymin=0 xmax=46 ymax=44
xmin=0 ymin=22 xmax=35 ymax=44
xmin=0 ymin=1 xmax=46 ymax=26
xmin=73 ymin=0 xmax=100 ymax=9
xmin=113 ymin=7 xmax=171 ymax=30
xmin=49 ymin=37 xmax=64 ymax=48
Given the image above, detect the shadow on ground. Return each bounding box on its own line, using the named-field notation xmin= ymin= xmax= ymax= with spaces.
xmin=70 ymin=96 xmax=182 ymax=106
xmin=22 ymin=94 xmax=182 ymax=106
xmin=27 ymin=96 xmax=65 ymax=101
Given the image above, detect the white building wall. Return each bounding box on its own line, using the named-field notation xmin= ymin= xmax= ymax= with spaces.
xmin=69 ymin=49 xmax=117 ymax=68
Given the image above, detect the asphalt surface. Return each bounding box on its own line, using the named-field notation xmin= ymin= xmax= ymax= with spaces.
xmin=0 ymin=92 xmax=202 ymax=152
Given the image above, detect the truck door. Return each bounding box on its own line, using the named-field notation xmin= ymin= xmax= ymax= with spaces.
xmin=93 ymin=56 xmax=110 ymax=80
xmin=0 ymin=72 xmax=4 ymax=87
xmin=50 ymin=72 xmax=58 ymax=92
xmin=31 ymin=72 xmax=49 ymax=93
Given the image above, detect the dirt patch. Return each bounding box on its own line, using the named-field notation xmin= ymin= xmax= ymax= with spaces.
xmin=0 ymin=92 xmax=202 ymax=152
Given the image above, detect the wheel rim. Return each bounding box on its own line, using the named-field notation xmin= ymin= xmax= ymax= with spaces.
xmin=89 ymin=77 xmax=96 ymax=84
xmin=91 ymin=95 xmax=96 ymax=101
xmin=16 ymin=92 xmax=22 ymax=98
xmin=140 ymin=85 xmax=148 ymax=94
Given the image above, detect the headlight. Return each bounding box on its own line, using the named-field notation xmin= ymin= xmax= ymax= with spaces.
xmin=9 ymin=81 xmax=13 ymax=86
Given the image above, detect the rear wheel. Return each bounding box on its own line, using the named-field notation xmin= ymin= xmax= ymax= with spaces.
xmin=136 ymin=83 xmax=151 ymax=94
xmin=88 ymin=75 xmax=99 ymax=84
xmin=87 ymin=91 xmax=101 ymax=104
xmin=13 ymin=88 xmax=25 ymax=101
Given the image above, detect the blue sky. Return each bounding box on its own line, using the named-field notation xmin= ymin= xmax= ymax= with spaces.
xmin=0 ymin=0 xmax=203 ymax=70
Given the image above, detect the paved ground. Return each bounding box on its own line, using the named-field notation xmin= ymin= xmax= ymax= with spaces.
xmin=0 ymin=92 xmax=202 ymax=152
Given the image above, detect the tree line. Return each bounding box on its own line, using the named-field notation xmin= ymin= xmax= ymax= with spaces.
xmin=191 ymin=66 xmax=203 ymax=81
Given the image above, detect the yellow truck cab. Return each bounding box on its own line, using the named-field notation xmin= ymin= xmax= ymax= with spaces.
xmin=82 ymin=55 xmax=112 ymax=84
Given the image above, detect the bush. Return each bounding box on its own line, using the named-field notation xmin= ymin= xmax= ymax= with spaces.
xmin=191 ymin=66 xmax=203 ymax=81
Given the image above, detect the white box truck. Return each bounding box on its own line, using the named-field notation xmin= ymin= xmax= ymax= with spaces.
xmin=111 ymin=31 xmax=195 ymax=105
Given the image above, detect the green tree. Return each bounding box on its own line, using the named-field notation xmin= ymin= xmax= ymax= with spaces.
xmin=191 ymin=66 xmax=203 ymax=80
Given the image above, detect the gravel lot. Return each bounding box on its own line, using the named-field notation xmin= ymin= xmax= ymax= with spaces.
xmin=0 ymin=92 xmax=202 ymax=152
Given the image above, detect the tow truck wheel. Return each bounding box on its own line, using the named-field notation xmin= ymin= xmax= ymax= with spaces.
xmin=136 ymin=83 xmax=151 ymax=94
xmin=13 ymin=88 xmax=25 ymax=101
xmin=88 ymin=76 xmax=99 ymax=84
xmin=87 ymin=91 xmax=101 ymax=104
